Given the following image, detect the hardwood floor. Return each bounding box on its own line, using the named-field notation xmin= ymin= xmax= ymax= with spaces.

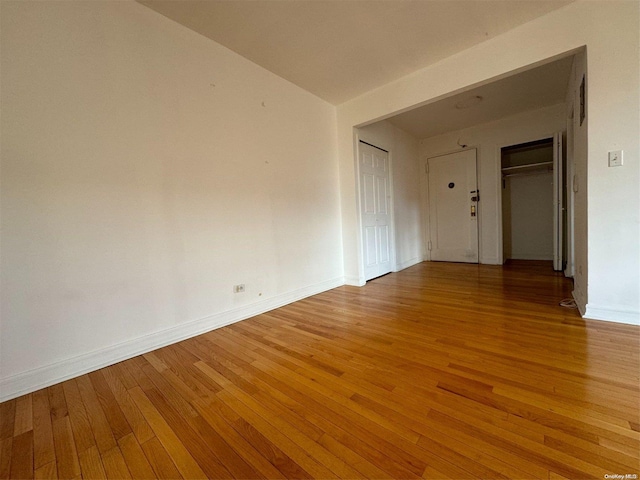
xmin=1 ymin=261 xmax=638 ymax=479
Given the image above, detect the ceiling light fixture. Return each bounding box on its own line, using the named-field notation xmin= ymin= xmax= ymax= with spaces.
xmin=455 ymin=95 xmax=483 ymax=109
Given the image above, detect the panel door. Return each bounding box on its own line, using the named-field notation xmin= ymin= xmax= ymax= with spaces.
xmin=359 ymin=142 xmax=392 ymax=281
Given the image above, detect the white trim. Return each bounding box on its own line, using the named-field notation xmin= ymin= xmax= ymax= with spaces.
xmin=564 ymin=105 xmax=575 ymax=278
xmin=496 ymin=145 xmax=503 ymax=264
xmin=584 ymin=305 xmax=640 ymax=326
xmin=420 ymin=154 xmax=431 ymax=261
xmin=344 ymin=275 xmax=366 ymax=286
xmin=496 ymin=133 xmax=557 ymax=264
xmin=388 ymin=148 xmax=398 ymax=274
xmin=480 ymin=256 xmax=501 ymax=265
xmin=395 ymin=256 xmax=423 ymax=271
xmin=508 ymin=254 xmax=554 ymax=261
xmin=353 ymin=131 xmax=366 ymax=283
xmin=573 ymin=287 xmax=586 ymax=316
xmin=552 ymin=132 xmax=563 ymax=271
xmin=0 ymin=276 xmax=345 ymax=402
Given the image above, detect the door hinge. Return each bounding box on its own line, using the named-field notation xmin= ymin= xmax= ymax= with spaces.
xmin=428 ymin=240 xmax=432 ymax=251
xmin=425 ymin=164 xmax=429 ymax=174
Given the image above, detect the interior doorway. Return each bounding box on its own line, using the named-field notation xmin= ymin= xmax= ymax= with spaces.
xmin=500 ymin=136 xmax=566 ymax=271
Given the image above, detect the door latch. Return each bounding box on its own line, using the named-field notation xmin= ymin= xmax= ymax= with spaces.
xmin=471 ymin=205 xmax=476 ymax=217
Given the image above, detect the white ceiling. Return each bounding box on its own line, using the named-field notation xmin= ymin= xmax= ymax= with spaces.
xmin=138 ymin=0 xmax=573 ymax=105
xmin=386 ymin=55 xmax=574 ymax=139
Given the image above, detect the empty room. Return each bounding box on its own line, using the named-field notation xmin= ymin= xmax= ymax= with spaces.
xmin=1 ymin=1 xmax=638 ymax=479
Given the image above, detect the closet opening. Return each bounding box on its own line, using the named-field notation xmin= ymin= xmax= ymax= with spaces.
xmin=501 ymin=136 xmax=565 ymax=271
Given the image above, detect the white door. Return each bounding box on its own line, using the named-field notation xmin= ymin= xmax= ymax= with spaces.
xmin=553 ymin=132 xmax=564 ymax=271
xmin=359 ymin=142 xmax=392 ymax=281
xmin=427 ymin=149 xmax=479 ymax=263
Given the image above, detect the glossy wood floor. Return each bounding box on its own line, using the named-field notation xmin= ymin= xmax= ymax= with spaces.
xmin=2 ymin=261 xmax=639 ymax=479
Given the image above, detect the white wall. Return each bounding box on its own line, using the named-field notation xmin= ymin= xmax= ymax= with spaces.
xmin=419 ymin=105 xmax=565 ymax=264
xmin=356 ymin=121 xmax=422 ymax=277
xmin=337 ymin=1 xmax=639 ymax=325
xmin=0 ymin=1 xmax=343 ymax=400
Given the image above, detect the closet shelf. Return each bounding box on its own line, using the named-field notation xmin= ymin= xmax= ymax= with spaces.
xmin=501 ymin=161 xmax=553 ymax=173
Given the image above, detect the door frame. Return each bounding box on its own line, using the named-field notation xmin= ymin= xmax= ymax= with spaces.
xmin=354 ymin=132 xmax=397 ymax=285
xmin=421 ymin=147 xmax=480 ymax=262
xmin=496 ymin=132 xmax=564 ymax=265
xmin=564 ymin=104 xmax=575 ymax=278
xmin=552 ymin=132 xmax=563 ymax=271
xmin=420 ymin=149 xmax=482 ymax=265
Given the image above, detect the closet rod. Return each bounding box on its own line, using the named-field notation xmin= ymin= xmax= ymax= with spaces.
xmin=501 ymin=161 xmax=553 ymax=173
xmin=359 ymin=140 xmax=388 ymax=153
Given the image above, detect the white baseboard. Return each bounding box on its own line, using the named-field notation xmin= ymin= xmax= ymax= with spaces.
xmin=584 ymin=304 xmax=640 ymax=326
xmin=344 ymin=275 xmax=365 ymax=286
xmin=0 ymin=276 xmax=345 ymax=402
xmin=509 ymin=254 xmax=554 ymax=261
xmin=395 ymin=257 xmax=423 ymax=271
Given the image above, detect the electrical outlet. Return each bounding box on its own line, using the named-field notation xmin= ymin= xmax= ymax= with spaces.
xmin=233 ymin=284 xmax=245 ymax=293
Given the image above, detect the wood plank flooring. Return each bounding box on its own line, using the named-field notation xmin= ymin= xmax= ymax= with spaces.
xmin=1 ymin=261 xmax=639 ymax=479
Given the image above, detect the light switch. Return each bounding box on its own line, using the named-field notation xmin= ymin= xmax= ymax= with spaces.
xmin=608 ymin=150 xmax=623 ymax=167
